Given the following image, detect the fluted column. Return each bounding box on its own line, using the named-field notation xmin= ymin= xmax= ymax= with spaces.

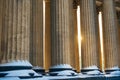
xmin=0 ymin=0 xmax=4 ymax=62
xmin=1 ymin=0 xmax=31 ymax=63
xmin=73 ymin=0 xmax=80 ymax=72
xmin=30 ymin=0 xmax=43 ymax=67
xmin=80 ymin=0 xmax=98 ymax=68
xmin=51 ymin=0 xmax=73 ymax=66
xmin=69 ymin=0 xmax=75 ymax=69
xmin=1 ymin=0 xmax=13 ymax=62
xmin=45 ymin=0 xmax=51 ymax=70
xmin=102 ymin=0 xmax=119 ymax=69
xmin=117 ymin=11 xmax=120 ymax=67
xmin=7 ymin=0 xmax=14 ymax=61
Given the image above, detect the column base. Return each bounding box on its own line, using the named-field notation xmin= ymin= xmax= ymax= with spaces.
xmin=81 ymin=66 xmax=104 ymax=75
xmin=105 ymin=67 xmax=120 ymax=76
xmin=49 ymin=64 xmax=77 ymax=76
xmin=0 ymin=60 xmax=43 ymax=78
xmin=32 ymin=66 xmax=45 ymax=75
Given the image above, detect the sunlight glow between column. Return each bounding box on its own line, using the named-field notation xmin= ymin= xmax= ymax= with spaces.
xmin=98 ymin=12 xmax=104 ymax=71
xmin=77 ymin=6 xmax=82 ymax=69
xmin=43 ymin=0 xmax=46 ymax=68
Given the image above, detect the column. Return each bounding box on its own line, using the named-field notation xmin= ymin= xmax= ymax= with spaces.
xmin=80 ymin=0 xmax=99 ymax=68
xmin=68 ymin=0 xmax=76 ymax=69
xmin=1 ymin=0 xmax=31 ymax=63
xmin=117 ymin=11 xmax=120 ymax=67
xmin=30 ymin=0 xmax=43 ymax=67
xmin=1 ymin=0 xmax=9 ymax=63
xmin=96 ymin=7 xmax=102 ymax=70
xmin=50 ymin=0 xmax=73 ymax=66
xmin=73 ymin=0 xmax=80 ymax=72
xmin=44 ymin=0 xmax=51 ymax=70
xmin=102 ymin=0 xmax=119 ymax=69
xmin=7 ymin=0 xmax=14 ymax=61
xmin=0 ymin=0 xmax=4 ymax=62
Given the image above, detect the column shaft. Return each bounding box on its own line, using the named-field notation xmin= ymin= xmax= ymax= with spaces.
xmin=117 ymin=12 xmax=120 ymax=67
xmin=69 ymin=0 xmax=75 ymax=68
xmin=12 ymin=0 xmax=17 ymax=61
xmin=51 ymin=0 xmax=73 ymax=66
xmin=45 ymin=0 xmax=51 ymax=70
xmin=73 ymin=8 xmax=80 ymax=71
xmin=0 ymin=0 xmax=4 ymax=62
xmin=30 ymin=0 xmax=43 ymax=67
xmin=80 ymin=0 xmax=98 ymax=68
xmin=2 ymin=0 xmax=9 ymax=62
xmin=7 ymin=0 xmax=13 ymax=61
xmin=1 ymin=0 xmax=31 ymax=63
xmin=103 ymin=0 xmax=119 ymax=69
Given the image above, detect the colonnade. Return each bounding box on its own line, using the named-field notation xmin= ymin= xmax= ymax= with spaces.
xmin=0 ymin=0 xmax=120 ymax=72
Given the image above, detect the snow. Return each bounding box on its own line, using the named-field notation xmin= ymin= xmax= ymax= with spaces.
xmin=0 ymin=70 xmax=42 ymax=77
xmin=0 ymin=77 xmax=20 ymax=80
xmin=0 ymin=77 xmax=47 ymax=80
xmin=0 ymin=60 xmax=32 ymax=67
xmin=110 ymin=71 xmax=120 ymax=75
xmin=83 ymin=65 xmax=99 ymax=70
xmin=50 ymin=64 xmax=73 ymax=69
xmin=32 ymin=66 xmax=44 ymax=69
xmin=21 ymin=77 xmax=48 ymax=80
xmin=44 ymin=76 xmax=80 ymax=80
xmin=55 ymin=70 xmax=77 ymax=76
xmin=86 ymin=70 xmax=103 ymax=75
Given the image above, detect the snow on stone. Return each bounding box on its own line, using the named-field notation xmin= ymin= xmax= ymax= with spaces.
xmin=86 ymin=70 xmax=102 ymax=75
xmin=0 ymin=60 xmax=32 ymax=67
xmin=110 ymin=71 xmax=120 ymax=75
xmin=0 ymin=77 xmax=20 ymax=80
xmin=0 ymin=77 xmax=47 ymax=80
xmin=57 ymin=70 xmax=77 ymax=76
xmin=0 ymin=70 xmax=41 ymax=77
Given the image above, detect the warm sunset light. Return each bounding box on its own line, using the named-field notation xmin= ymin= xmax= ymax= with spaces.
xmin=98 ymin=12 xmax=104 ymax=71
xmin=77 ymin=6 xmax=82 ymax=69
xmin=43 ymin=0 xmax=46 ymax=68
xmin=77 ymin=8 xmax=104 ymax=71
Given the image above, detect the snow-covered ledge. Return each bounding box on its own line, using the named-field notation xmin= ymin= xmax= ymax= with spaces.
xmin=0 ymin=60 xmax=33 ymax=71
xmin=81 ymin=65 xmax=104 ymax=75
xmin=32 ymin=66 xmax=45 ymax=75
xmin=105 ymin=66 xmax=120 ymax=76
xmin=0 ymin=60 xmax=43 ymax=79
xmin=49 ymin=64 xmax=77 ymax=76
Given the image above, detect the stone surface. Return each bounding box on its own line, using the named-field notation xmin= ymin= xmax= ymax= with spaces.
xmin=50 ymin=0 xmax=74 ymax=66
xmin=102 ymin=0 xmax=119 ymax=69
xmin=80 ymin=0 xmax=99 ymax=68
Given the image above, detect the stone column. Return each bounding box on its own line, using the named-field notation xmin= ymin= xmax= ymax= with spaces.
xmin=117 ymin=11 xmax=120 ymax=67
xmin=50 ymin=0 xmax=73 ymax=66
xmin=1 ymin=0 xmax=9 ymax=63
xmin=69 ymin=0 xmax=76 ymax=69
xmin=102 ymin=0 xmax=119 ymax=69
xmin=73 ymin=0 xmax=80 ymax=72
xmin=7 ymin=0 xmax=14 ymax=61
xmin=96 ymin=7 xmax=102 ymax=70
xmin=80 ymin=0 xmax=99 ymax=68
xmin=1 ymin=0 xmax=31 ymax=63
xmin=0 ymin=0 xmax=4 ymax=62
xmin=30 ymin=0 xmax=43 ymax=67
xmin=44 ymin=0 xmax=51 ymax=70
